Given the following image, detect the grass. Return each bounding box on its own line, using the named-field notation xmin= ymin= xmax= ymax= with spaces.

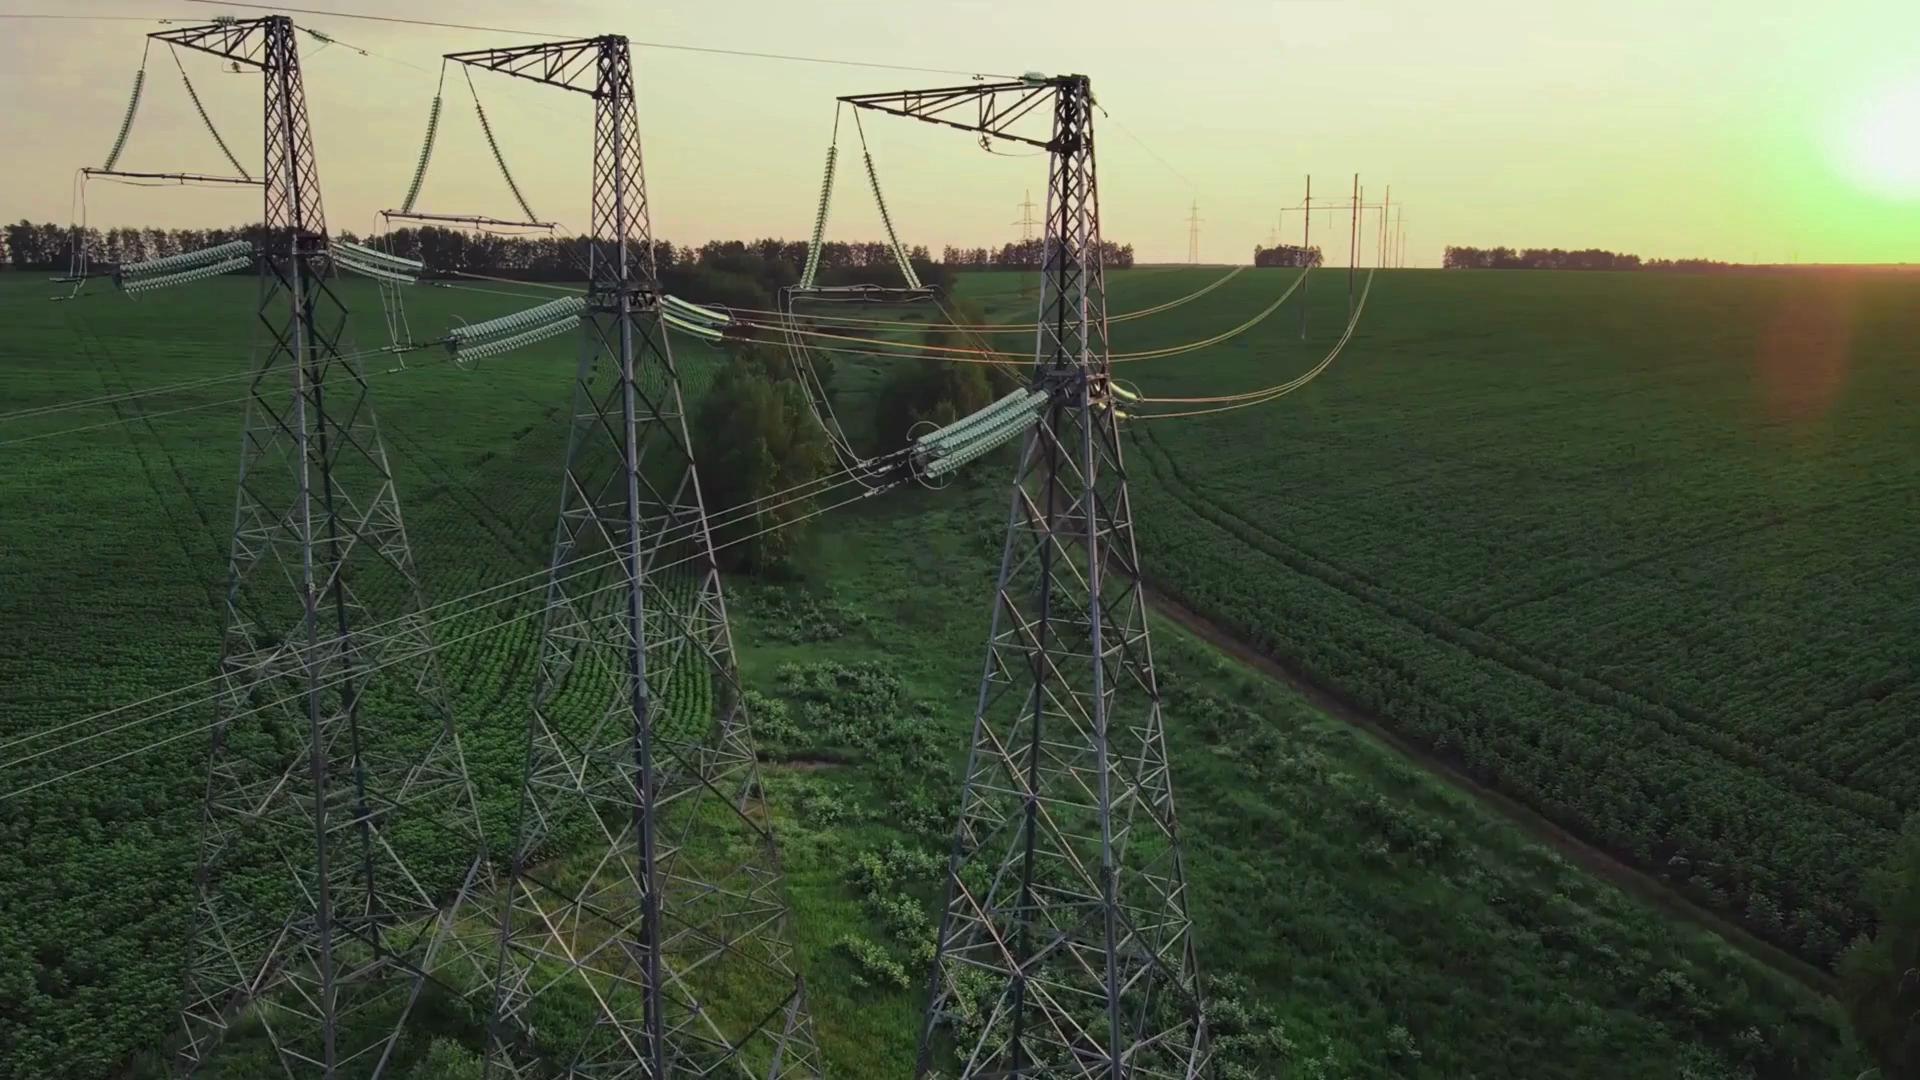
xmin=0 ymin=266 xmax=1881 ymax=1077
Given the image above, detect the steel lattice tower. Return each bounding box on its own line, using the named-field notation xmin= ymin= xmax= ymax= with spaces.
xmin=842 ymin=75 xmax=1211 ymax=1079
xmin=441 ymin=37 xmax=821 ymax=1078
xmin=165 ymin=16 xmax=494 ymax=1077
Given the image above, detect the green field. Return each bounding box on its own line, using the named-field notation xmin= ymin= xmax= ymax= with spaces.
xmin=1026 ymin=267 xmax=1919 ymax=967
xmin=0 ymin=266 xmax=1898 ymax=1077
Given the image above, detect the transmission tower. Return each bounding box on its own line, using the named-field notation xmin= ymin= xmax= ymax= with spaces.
xmin=841 ymin=74 xmax=1211 ymax=1078
xmin=1015 ymin=189 xmax=1040 ymax=242
xmin=158 ymin=16 xmax=493 ymax=1076
xmin=439 ymin=36 xmax=820 ymax=1077
xmin=1301 ymin=174 xmax=1312 ymax=339
xmin=1185 ymin=197 xmax=1202 ymax=264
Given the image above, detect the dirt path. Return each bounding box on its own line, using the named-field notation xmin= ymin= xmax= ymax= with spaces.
xmin=1142 ymin=582 xmax=1837 ymax=996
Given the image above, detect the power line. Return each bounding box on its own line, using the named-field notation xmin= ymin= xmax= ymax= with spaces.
xmin=1098 ymin=106 xmax=1198 ymax=193
xmin=0 ymin=463 xmax=883 ymax=792
xmin=1132 ymin=269 xmax=1375 ymax=419
xmin=0 ymin=13 xmax=199 ymax=21
xmin=180 ymin=0 xmax=1008 ymax=78
xmin=0 ymin=393 xmax=252 ymax=448
xmin=0 ymin=452 xmax=878 ymax=761
xmin=0 ymin=336 xmax=432 ymax=429
xmin=3 ymin=480 xmax=876 ymax=804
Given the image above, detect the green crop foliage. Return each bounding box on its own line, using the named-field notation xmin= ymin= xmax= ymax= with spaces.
xmin=1 ymin=267 xmax=1899 ymax=1078
xmin=968 ymin=267 xmax=1920 ymax=972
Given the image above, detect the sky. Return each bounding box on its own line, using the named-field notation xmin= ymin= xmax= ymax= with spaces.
xmin=2 ymin=0 xmax=1917 ymax=266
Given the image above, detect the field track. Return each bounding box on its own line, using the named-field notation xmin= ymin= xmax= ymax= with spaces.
xmin=1142 ymin=581 xmax=1837 ymax=994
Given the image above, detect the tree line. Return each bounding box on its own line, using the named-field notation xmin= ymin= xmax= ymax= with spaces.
xmin=1443 ymin=245 xmax=1741 ymax=271
xmin=4 ymin=221 xmax=1133 ymax=284
xmin=938 ymin=238 xmax=1134 ymax=269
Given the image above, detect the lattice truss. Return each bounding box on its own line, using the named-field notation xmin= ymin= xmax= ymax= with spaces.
xmin=123 ymin=16 xmax=501 ymax=1079
xmin=421 ymin=37 xmax=821 ymax=1079
xmin=833 ymin=77 xmax=1213 ymax=1078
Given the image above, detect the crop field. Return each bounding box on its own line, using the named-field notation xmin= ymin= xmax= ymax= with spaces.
xmin=963 ymin=267 xmax=1920 ymax=966
xmin=0 ymin=266 xmax=1892 ymax=1077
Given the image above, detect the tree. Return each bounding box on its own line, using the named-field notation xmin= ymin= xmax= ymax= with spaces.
xmin=1840 ymin=815 xmax=1920 ymax=1078
xmin=6 ymin=221 xmax=46 ymax=269
xmin=870 ymin=297 xmax=1018 ymax=452
xmin=691 ymin=347 xmax=835 ymax=572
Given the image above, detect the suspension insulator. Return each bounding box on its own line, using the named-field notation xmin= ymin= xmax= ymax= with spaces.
xmin=175 ymin=52 xmax=249 ymax=180
xmin=863 ymin=148 xmax=920 ymax=290
xmin=912 ymin=388 xmax=1050 ymax=479
xmin=450 ymin=314 xmax=582 ymax=362
xmin=102 ymin=68 xmax=146 ymax=172
xmin=662 ymin=294 xmax=731 ymax=328
xmin=119 ymin=240 xmax=254 ymax=279
xmin=446 ymin=296 xmax=587 ymax=347
xmin=473 ymin=94 xmax=538 ymax=224
xmin=332 ymin=253 xmax=418 ymax=286
xmin=399 ymin=96 xmax=443 ymax=215
xmin=335 ymin=240 xmax=424 ymax=272
xmin=913 ymin=388 xmax=1032 ymax=453
xmin=122 ymin=255 xmax=254 ymax=294
xmin=800 ymin=145 xmax=838 ymax=290
xmin=663 ymin=310 xmax=725 ymax=343
xmin=921 ymin=399 xmax=1045 ymax=478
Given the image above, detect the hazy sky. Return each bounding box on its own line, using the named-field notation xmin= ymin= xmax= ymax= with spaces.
xmin=4 ymin=0 xmax=1918 ymax=265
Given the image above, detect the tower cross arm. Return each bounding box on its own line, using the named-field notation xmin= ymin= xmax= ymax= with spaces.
xmin=149 ymin=17 xmax=277 ymax=67
xmin=839 ymin=77 xmax=1079 ymax=150
xmin=444 ymin=38 xmax=612 ymax=96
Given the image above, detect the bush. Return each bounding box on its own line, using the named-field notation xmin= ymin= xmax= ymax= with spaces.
xmin=835 ymin=934 xmax=913 ymax=991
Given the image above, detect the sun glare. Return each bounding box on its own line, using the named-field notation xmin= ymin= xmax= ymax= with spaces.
xmin=1839 ymin=79 xmax=1920 ymax=198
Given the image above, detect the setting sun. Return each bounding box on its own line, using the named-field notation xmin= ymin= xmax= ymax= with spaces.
xmin=1838 ymin=78 xmax=1920 ymax=198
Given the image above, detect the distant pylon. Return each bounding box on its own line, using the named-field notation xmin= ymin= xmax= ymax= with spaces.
xmin=1186 ymin=196 xmax=1202 ymax=263
xmin=1015 ymin=188 xmax=1039 ymax=242
xmin=447 ymin=35 xmax=821 ymax=1078
xmin=166 ymin=15 xmax=493 ymax=1076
